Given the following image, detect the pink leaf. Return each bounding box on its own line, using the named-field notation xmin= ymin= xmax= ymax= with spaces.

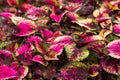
xmin=27 ymin=36 xmax=43 ymax=43
xmin=0 ymin=12 xmax=14 ymax=19
xmin=16 ymin=44 xmax=33 ymax=56
xmin=113 ymin=24 xmax=120 ymax=36
xmin=32 ymin=55 xmax=46 ymax=65
xmin=41 ymin=29 xmax=53 ymax=41
xmin=15 ymin=20 xmax=36 ymax=36
xmin=80 ymin=35 xmax=104 ymax=45
xmin=107 ymin=39 xmax=120 ymax=59
xmin=0 ymin=65 xmax=17 ymax=79
xmin=18 ymin=66 xmax=29 ymax=79
xmin=0 ymin=50 xmax=12 ymax=58
xmin=49 ymin=44 xmax=64 ymax=55
xmin=53 ymin=35 xmax=73 ymax=46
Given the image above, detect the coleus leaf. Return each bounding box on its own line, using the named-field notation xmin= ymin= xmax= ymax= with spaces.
xmin=16 ymin=44 xmax=33 ymax=56
xmin=80 ymin=35 xmax=104 ymax=45
xmin=6 ymin=42 xmax=18 ymax=53
xmin=99 ymin=29 xmax=112 ymax=38
xmin=27 ymin=36 xmax=43 ymax=43
xmin=103 ymin=0 xmax=120 ymax=10
xmin=106 ymin=39 xmax=120 ymax=59
xmin=50 ymin=11 xmax=67 ymax=23
xmin=101 ymin=57 xmax=120 ymax=75
xmin=15 ymin=20 xmax=36 ymax=36
xmin=0 ymin=41 xmax=12 ymax=49
xmin=44 ymin=50 xmax=59 ymax=60
xmin=7 ymin=0 xmax=19 ymax=6
xmin=65 ymin=43 xmax=89 ymax=61
xmin=0 ymin=50 xmax=13 ymax=64
xmin=0 ymin=65 xmax=17 ymax=79
xmin=74 ymin=18 xmax=95 ymax=30
xmin=0 ymin=50 xmax=13 ymax=58
xmin=93 ymin=7 xmax=108 ymax=17
xmin=66 ymin=12 xmax=80 ymax=21
xmin=60 ymin=62 xmax=88 ymax=80
xmin=96 ymin=17 xmax=111 ymax=23
xmin=32 ymin=55 xmax=47 ymax=66
xmin=48 ymin=43 xmax=64 ymax=55
xmin=0 ymin=12 xmax=14 ymax=19
xmin=53 ymin=35 xmax=73 ymax=46
xmin=50 ymin=7 xmax=67 ymax=23
xmin=11 ymin=16 xmax=25 ymax=25
xmin=89 ymin=64 xmax=99 ymax=77
xmin=17 ymin=51 xmax=33 ymax=65
xmin=18 ymin=66 xmax=29 ymax=79
xmin=35 ymin=42 xmax=48 ymax=54
xmin=45 ymin=0 xmax=59 ymax=7
xmin=26 ymin=6 xmax=48 ymax=20
xmin=41 ymin=29 xmax=53 ymax=42
xmin=113 ymin=24 xmax=120 ymax=36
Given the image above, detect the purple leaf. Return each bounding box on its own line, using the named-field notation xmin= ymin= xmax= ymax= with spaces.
xmin=0 ymin=65 xmax=17 ymax=79
xmin=113 ymin=24 xmax=120 ymax=36
xmin=0 ymin=50 xmax=12 ymax=58
xmin=60 ymin=62 xmax=88 ymax=80
xmin=15 ymin=20 xmax=36 ymax=36
xmin=17 ymin=51 xmax=33 ymax=65
xmin=89 ymin=64 xmax=99 ymax=77
xmin=101 ymin=58 xmax=120 ymax=75
xmin=107 ymin=39 xmax=120 ymax=59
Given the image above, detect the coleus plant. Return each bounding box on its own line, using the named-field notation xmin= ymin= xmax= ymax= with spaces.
xmin=0 ymin=0 xmax=120 ymax=80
